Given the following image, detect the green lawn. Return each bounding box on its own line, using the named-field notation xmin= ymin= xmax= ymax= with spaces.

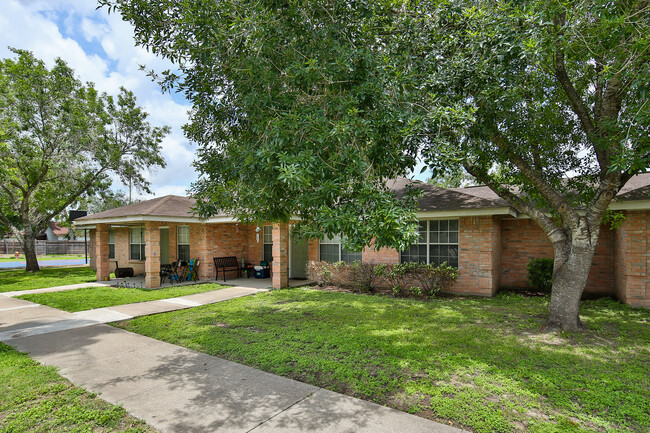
xmin=0 ymin=266 xmax=96 ymax=293
xmin=0 ymin=254 xmax=86 ymax=262
xmin=115 ymin=288 xmax=650 ymax=433
xmin=18 ymin=283 xmax=228 ymax=312
xmin=0 ymin=343 xmax=156 ymax=433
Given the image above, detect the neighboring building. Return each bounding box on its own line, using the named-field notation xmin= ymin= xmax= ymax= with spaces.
xmin=74 ymin=175 xmax=650 ymax=308
xmin=44 ymin=222 xmax=70 ymax=241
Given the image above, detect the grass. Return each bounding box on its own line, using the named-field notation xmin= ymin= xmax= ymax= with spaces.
xmin=0 ymin=254 xmax=86 ymax=262
xmin=0 ymin=266 xmax=96 ymax=293
xmin=115 ymin=288 xmax=650 ymax=433
xmin=0 ymin=343 xmax=156 ymax=432
xmin=17 ymin=283 xmax=228 ymax=312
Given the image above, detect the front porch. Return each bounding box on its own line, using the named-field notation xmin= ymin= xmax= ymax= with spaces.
xmin=107 ymin=276 xmax=313 ymax=290
xmin=91 ymin=221 xmax=317 ymax=289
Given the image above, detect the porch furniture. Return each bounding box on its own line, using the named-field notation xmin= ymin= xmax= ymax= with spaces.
xmin=169 ymin=259 xmax=184 ymax=284
xmin=254 ymin=260 xmax=270 ymax=279
xmin=160 ymin=264 xmax=173 ymax=284
xmin=114 ymin=261 xmax=134 ymax=278
xmin=243 ymin=263 xmax=254 ymax=278
xmin=213 ymin=256 xmax=241 ymax=282
xmin=186 ymin=258 xmax=201 ymax=281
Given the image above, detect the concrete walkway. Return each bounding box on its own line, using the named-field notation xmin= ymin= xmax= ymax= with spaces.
xmin=0 ymin=286 xmax=265 ymax=341
xmin=2 ymin=289 xmax=465 ymax=433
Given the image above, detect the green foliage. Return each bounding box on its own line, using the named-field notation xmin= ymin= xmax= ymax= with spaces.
xmin=0 ymin=266 xmax=96 ymax=293
xmin=17 ymin=283 xmax=227 ymax=312
xmin=307 ymin=260 xmax=458 ymax=298
xmin=77 ymin=189 xmax=133 ymax=215
xmin=102 ymin=0 xmax=650 ymax=327
xmin=0 ymin=49 xmax=168 ymax=270
xmin=527 ymin=258 xmax=555 ymax=293
xmin=100 ymin=0 xmax=425 ymax=251
xmin=117 ymin=289 xmax=650 ymax=433
xmin=0 ymin=343 xmax=154 ymax=432
xmin=602 ymin=209 xmax=626 ymax=231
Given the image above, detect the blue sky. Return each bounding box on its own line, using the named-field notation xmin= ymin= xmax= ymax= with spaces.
xmin=0 ymin=0 xmax=428 ymax=201
xmin=0 ymin=0 xmax=195 ymax=198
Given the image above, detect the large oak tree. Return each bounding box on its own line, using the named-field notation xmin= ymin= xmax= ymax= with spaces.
xmin=102 ymin=0 xmax=650 ymax=330
xmin=0 ymin=49 xmax=169 ymax=271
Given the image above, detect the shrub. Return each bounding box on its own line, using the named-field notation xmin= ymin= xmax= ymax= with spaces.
xmin=410 ymin=262 xmax=459 ymax=297
xmin=527 ymin=258 xmax=554 ymax=292
xmin=307 ymin=261 xmax=352 ymax=287
xmin=350 ymin=261 xmax=378 ymax=293
xmin=307 ymin=260 xmax=459 ymax=299
xmin=307 ymin=261 xmax=335 ymax=286
xmin=383 ymin=262 xmax=416 ymax=297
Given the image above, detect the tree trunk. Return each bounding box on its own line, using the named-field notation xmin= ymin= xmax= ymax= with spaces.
xmin=21 ymin=231 xmax=40 ymax=272
xmin=548 ymin=235 xmax=597 ymax=331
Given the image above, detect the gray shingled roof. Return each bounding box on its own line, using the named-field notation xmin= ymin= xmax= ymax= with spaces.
xmin=75 ymin=195 xmax=198 ymax=221
xmin=76 ymin=174 xmax=650 ymax=222
xmin=386 ymin=177 xmax=509 ymax=211
xmin=615 ymin=172 xmax=650 ymax=201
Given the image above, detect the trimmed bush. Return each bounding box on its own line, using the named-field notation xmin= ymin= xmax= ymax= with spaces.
xmin=307 ymin=260 xmax=459 ymax=298
xmin=526 ymin=257 xmax=554 ymax=292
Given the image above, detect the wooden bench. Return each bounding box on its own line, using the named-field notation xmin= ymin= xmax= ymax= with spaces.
xmin=213 ymin=256 xmax=241 ymax=282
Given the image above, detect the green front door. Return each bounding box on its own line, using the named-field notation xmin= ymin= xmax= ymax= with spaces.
xmin=160 ymin=228 xmax=170 ymax=265
xmin=290 ymin=235 xmax=308 ymax=279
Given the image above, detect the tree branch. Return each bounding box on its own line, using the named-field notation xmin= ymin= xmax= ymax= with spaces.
xmin=464 ymin=162 xmax=567 ymax=245
xmin=490 ymin=132 xmax=581 ymax=230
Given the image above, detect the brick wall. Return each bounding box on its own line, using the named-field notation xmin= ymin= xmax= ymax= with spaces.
xmin=500 ymin=218 xmax=615 ymax=295
xmin=112 ymin=226 xmax=145 ymax=275
xmin=454 ymin=216 xmax=501 ymax=296
xmin=614 ymin=211 xmax=650 ymax=308
xmin=362 ymin=244 xmax=400 ymax=264
xmin=89 ymin=229 xmax=96 ymax=270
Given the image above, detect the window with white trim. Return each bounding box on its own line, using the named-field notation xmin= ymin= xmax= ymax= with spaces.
xmin=177 ymin=225 xmax=190 ymax=261
xmin=263 ymin=225 xmax=273 ymax=263
xmin=108 ymin=228 xmax=115 ymax=259
xmin=401 ymin=220 xmax=458 ymax=267
xmin=130 ymin=227 xmax=145 ymax=261
xmin=319 ymin=235 xmax=362 ymax=263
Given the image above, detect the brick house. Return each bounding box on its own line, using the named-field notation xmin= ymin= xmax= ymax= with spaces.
xmin=74 ymin=175 xmax=650 ymax=308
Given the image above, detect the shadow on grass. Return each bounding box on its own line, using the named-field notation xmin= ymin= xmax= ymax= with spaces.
xmin=5 ymin=323 xmax=430 ymax=433
xmin=118 ymin=289 xmax=650 ymax=432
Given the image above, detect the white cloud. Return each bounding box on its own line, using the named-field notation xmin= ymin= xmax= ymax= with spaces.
xmin=0 ymin=0 xmax=198 ymax=199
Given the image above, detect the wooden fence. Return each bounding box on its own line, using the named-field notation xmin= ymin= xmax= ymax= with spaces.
xmin=0 ymin=240 xmax=88 ymax=256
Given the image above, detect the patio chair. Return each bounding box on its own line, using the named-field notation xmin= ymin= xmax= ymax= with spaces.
xmin=160 ymin=263 xmax=173 ymax=284
xmin=169 ymin=259 xmax=183 ymax=284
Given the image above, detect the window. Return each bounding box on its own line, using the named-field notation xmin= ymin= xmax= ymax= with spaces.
xmin=177 ymin=225 xmax=190 ymax=261
xmin=401 ymin=220 xmax=458 ymax=267
xmin=319 ymin=235 xmax=362 ymax=263
xmin=130 ymin=227 xmax=145 ymax=261
xmin=108 ymin=228 xmax=115 ymax=259
xmin=263 ymin=225 xmax=273 ymax=263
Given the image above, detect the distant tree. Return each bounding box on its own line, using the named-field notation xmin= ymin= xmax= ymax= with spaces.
xmin=77 ymin=190 xmax=133 ymax=215
xmin=428 ymin=168 xmax=477 ymax=188
xmin=0 ymin=49 xmax=169 ymax=271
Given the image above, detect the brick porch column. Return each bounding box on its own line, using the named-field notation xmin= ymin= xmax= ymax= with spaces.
xmin=145 ymin=221 xmax=161 ymax=288
xmin=272 ymin=223 xmax=289 ymax=288
xmin=95 ymin=224 xmax=110 ymax=282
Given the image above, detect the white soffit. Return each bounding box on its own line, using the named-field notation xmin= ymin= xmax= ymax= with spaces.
xmin=416 ymin=207 xmax=518 ymax=219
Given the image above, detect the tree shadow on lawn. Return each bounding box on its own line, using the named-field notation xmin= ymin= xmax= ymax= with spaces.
xmin=141 ymin=290 xmax=650 ymax=432
xmin=7 ymin=323 xmax=411 ymax=433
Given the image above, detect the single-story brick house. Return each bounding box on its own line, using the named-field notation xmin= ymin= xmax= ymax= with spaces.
xmin=74 ymin=175 xmax=650 ymax=308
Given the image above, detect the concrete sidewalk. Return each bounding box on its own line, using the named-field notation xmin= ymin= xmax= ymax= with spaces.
xmin=2 ymin=288 xmax=465 ymax=433
xmin=0 ymin=286 xmax=265 ymax=341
